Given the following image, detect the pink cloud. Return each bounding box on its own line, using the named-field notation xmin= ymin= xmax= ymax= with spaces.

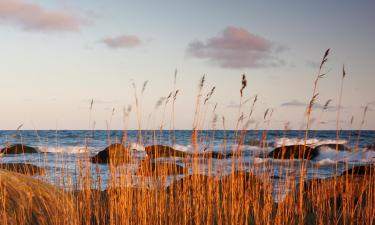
xmin=100 ymin=35 xmax=142 ymax=49
xmin=0 ymin=0 xmax=82 ymax=32
xmin=187 ymin=26 xmax=285 ymax=68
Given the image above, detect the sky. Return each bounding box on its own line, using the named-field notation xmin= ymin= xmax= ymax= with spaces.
xmin=0 ymin=0 xmax=374 ymax=130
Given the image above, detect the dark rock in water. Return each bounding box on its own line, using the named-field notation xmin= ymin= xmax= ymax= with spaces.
xmin=0 ymin=169 xmax=73 ymax=224
xmin=0 ymin=144 xmax=39 ymax=154
xmin=341 ymin=165 xmax=374 ymax=176
xmin=137 ymin=160 xmax=187 ymax=176
xmin=270 ymin=175 xmax=282 ymax=179
xmin=365 ymin=143 xmax=375 ymax=150
xmin=315 ymin=143 xmax=350 ymax=151
xmin=145 ymin=145 xmax=188 ymax=158
xmin=91 ymin=143 xmax=131 ymax=164
xmin=199 ymin=151 xmax=229 ymax=159
xmin=0 ymin=163 xmax=45 ymax=175
xmin=268 ymin=145 xmax=318 ymax=160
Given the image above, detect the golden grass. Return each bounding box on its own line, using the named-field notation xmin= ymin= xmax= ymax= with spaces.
xmin=2 ymin=159 xmax=373 ymax=224
xmin=0 ymin=169 xmax=76 ymax=225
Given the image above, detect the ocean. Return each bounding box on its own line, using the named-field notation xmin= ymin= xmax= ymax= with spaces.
xmin=1 ymin=130 xmax=374 ymax=200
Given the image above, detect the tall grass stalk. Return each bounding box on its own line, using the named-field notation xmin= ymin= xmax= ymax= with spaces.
xmin=301 ymin=48 xmax=330 ymax=223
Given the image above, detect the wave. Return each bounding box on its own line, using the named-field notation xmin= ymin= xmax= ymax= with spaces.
xmin=173 ymin=144 xmax=193 ymax=152
xmin=274 ymin=138 xmax=347 ymax=147
xmin=315 ymin=158 xmax=336 ymax=166
xmin=253 ymin=157 xmax=270 ymax=164
xmin=313 ymin=147 xmax=375 ymax=164
xmin=40 ymin=146 xmax=89 ymax=154
xmin=171 ymin=143 xmax=272 ymax=155
xmin=129 ymin=143 xmax=145 ymax=151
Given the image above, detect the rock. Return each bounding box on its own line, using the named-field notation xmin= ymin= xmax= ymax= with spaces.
xmin=91 ymin=143 xmax=131 ymax=164
xmin=199 ymin=151 xmax=229 ymax=159
xmin=315 ymin=143 xmax=350 ymax=151
xmin=270 ymin=175 xmax=282 ymax=179
xmin=268 ymin=145 xmax=318 ymax=160
xmin=145 ymin=145 xmax=188 ymax=158
xmin=0 ymin=163 xmax=45 ymax=175
xmin=340 ymin=165 xmax=374 ymax=176
xmin=0 ymin=169 xmax=75 ymax=224
xmin=0 ymin=144 xmax=39 ymax=154
xmin=137 ymin=160 xmax=187 ymax=176
xmin=365 ymin=143 xmax=375 ymax=150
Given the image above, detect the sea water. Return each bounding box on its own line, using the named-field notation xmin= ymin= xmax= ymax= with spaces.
xmin=1 ymin=130 xmax=374 ymax=200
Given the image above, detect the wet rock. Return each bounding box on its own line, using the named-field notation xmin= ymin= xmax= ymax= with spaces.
xmin=340 ymin=165 xmax=374 ymax=176
xmin=268 ymin=145 xmax=318 ymax=160
xmin=0 ymin=163 xmax=45 ymax=175
xmin=199 ymin=151 xmax=229 ymax=159
xmin=145 ymin=145 xmax=188 ymax=158
xmin=91 ymin=143 xmax=132 ymax=164
xmin=365 ymin=143 xmax=375 ymax=150
xmin=0 ymin=144 xmax=39 ymax=154
xmin=270 ymin=175 xmax=282 ymax=179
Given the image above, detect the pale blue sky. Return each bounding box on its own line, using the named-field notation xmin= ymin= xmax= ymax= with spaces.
xmin=0 ymin=0 xmax=374 ymax=130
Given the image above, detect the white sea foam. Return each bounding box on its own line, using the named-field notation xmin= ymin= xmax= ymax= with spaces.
xmin=172 ymin=144 xmax=272 ymax=155
xmin=41 ymin=146 xmax=89 ymax=154
xmin=254 ymin=157 xmax=270 ymax=164
xmin=130 ymin=142 xmax=145 ymax=151
xmin=313 ymin=147 xmax=375 ymax=164
xmin=274 ymin=138 xmax=347 ymax=148
xmin=173 ymin=144 xmax=193 ymax=153
xmin=316 ymin=158 xmax=336 ymax=166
